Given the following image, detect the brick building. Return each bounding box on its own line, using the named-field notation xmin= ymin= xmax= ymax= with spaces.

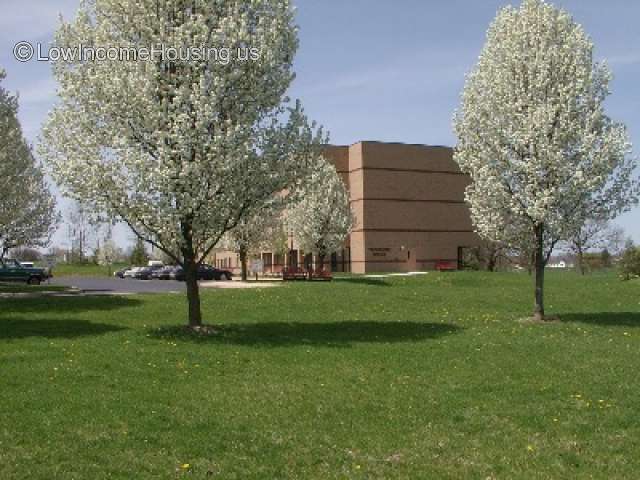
xmin=213 ymin=141 xmax=480 ymax=274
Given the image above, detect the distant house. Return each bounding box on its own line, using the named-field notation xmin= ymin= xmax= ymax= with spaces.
xmin=548 ymin=258 xmax=575 ymax=269
xmin=548 ymin=260 xmax=567 ymax=269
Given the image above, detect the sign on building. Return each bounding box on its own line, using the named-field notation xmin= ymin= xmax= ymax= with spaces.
xmin=250 ymin=259 xmax=264 ymax=274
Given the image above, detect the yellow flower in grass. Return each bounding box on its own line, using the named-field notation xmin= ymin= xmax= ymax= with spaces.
xmin=181 ymin=463 xmax=190 ymax=470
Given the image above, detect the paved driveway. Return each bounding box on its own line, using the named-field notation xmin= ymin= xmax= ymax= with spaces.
xmin=50 ymin=276 xmax=186 ymax=295
xmin=49 ymin=277 xmax=280 ymax=295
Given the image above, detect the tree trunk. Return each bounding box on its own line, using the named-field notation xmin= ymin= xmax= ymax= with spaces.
xmin=577 ymin=246 xmax=585 ymax=275
xmin=318 ymin=254 xmax=325 ymax=272
xmin=533 ymin=224 xmax=545 ymax=321
xmin=183 ymin=255 xmax=202 ymax=327
xmin=487 ymin=251 xmax=497 ymax=272
xmin=240 ymin=246 xmax=248 ymax=282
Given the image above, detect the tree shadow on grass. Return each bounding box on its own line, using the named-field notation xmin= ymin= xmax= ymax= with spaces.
xmin=0 ymin=318 xmax=127 ymax=340
xmin=332 ymin=277 xmax=390 ymax=287
xmin=151 ymin=321 xmax=461 ymax=348
xmin=560 ymin=312 xmax=640 ymax=328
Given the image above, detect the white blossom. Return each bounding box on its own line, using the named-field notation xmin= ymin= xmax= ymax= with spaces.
xmin=221 ymin=201 xmax=284 ymax=280
xmin=39 ymin=0 xmax=325 ymax=326
xmin=0 ymin=69 xmax=58 ymax=257
xmin=453 ymin=0 xmax=639 ymax=319
xmin=287 ymin=156 xmax=354 ymax=266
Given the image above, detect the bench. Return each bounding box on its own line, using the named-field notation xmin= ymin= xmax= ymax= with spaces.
xmin=310 ymin=269 xmax=333 ymax=281
xmin=435 ymin=260 xmax=457 ymax=272
xmin=282 ymin=267 xmax=308 ymax=281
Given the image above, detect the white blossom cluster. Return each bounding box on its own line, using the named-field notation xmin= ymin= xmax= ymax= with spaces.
xmin=220 ymin=201 xmax=284 ymax=256
xmin=287 ymin=156 xmax=354 ymax=262
xmin=39 ymin=0 xmax=325 ymax=267
xmin=453 ymin=0 xmax=638 ymax=259
xmin=97 ymin=238 xmax=120 ymax=266
xmin=0 ymin=69 xmax=58 ymax=256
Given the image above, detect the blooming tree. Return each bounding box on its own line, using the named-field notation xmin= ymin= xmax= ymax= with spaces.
xmin=40 ymin=0 xmax=324 ymax=327
xmin=604 ymin=225 xmax=626 ymax=257
xmin=96 ymin=222 xmax=121 ymax=272
xmin=0 ymin=69 xmax=58 ymax=259
xmin=221 ymin=202 xmax=284 ymax=281
xmin=565 ymin=219 xmax=614 ymax=275
xmin=287 ymin=156 xmax=354 ymax=272
xmin=454 ymin=0 xmax=638 ymax=320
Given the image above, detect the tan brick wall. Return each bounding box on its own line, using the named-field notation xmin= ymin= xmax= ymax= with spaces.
xmin=335 ymin=141 xmax=480 ymax=273
xmin=360 ymin=142 xmax=461 ymax=173
xmin=359 ymin=170 xmax=469 ymax=202
xmin=359 ymin=201 xmax=474 ymax=231
xmin=215 ymin=141 xmax=481 ymax=275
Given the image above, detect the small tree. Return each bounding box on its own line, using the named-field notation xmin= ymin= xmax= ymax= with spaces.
xmin=223 ymin=206 xmax=284 ymax=281
xmin=566 ymin=219 xmax=612 ymax=275
xmin=287 ymin=157 xmax=354 ymax=274
xmin=66 ymin=202 xmax=94 ymax=264
xmin=129 ymin=238 xmax=149 ymax=266
xmin=605 ymin=225 xmax=626 ymax=258
xmin=0 ymin=69 xmax=58 ymax=258
xmin=97 ymin=239 xmax=118 ymax=272
xmin=619 ymin=241 xmax=640 ymax=281
xmin=96 ymin=223 xmax=120 ymax=274
xmin=465 ymin=240 xmax=511 ymax=272
xmin=453 ymin=0 xmax=639 ymax=320
xmin=600 ymin=249 xmax=612 ymax=269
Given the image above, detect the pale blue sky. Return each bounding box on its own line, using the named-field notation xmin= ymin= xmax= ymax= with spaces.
xmin=1 ymin=0 xmax=638 ymax=249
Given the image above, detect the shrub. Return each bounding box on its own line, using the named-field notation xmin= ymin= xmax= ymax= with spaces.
xmin=619 ymin=244 xmax=640 ymax=280
xmin=129 ymin=238 xmax=150 ymax=266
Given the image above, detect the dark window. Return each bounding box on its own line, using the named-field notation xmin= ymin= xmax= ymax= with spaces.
xmin=288 ymin=250 xmax=298 ymax=268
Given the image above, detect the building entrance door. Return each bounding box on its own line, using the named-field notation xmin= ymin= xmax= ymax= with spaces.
xmin=288 ymin=250 xmax=298 ymax=268
xmin=406 ymin=248 xmax=417 ymax=272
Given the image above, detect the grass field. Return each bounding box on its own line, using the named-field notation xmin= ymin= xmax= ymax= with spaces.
xmin=1 ymin=271 xmax=639 ymax=479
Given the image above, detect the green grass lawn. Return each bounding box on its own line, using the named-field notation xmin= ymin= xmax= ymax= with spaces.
xmin=50 ymin=262 xmax=129 ymax=278
xmin=1 ymin=271 xmax=639 ymax=479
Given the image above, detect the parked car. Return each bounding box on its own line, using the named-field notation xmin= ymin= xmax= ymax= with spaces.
xmin=205 ymin=265 xmax=233 ymax=281
xmin=172 ymin=264 xmax=233 ymax=281
xmin=123 ymin=267 xmax=143 ymax=278
xmin=126 ymin=263 xmax=164 ymax=280
xmin=0 ymin=258 xmax=51 ymax=285
xmin=151 ymin=266 xmax=178 ymax=280
xmin=169 ymin=267 xmax=183 ymax=281
xmin=132 ymin=266 xmax=155 ymax=280
xmin=114 ymin=267 xmax=132 ymax=278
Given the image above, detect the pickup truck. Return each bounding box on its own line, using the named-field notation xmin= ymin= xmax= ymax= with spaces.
xmin=0 ymin=258 xmax=51 ymax=285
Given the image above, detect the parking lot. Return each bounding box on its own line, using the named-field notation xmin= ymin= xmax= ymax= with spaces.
xmin=49 ymin=276 xmax=280 ymax=295
xmin=50 ymin=276 xmax=186 ymax=295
